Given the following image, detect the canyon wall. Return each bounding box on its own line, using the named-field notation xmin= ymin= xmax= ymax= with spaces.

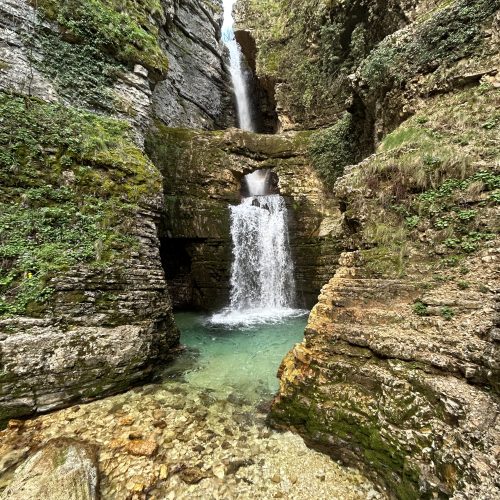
xmin=236 ymin=0 xmax=500 ymax=497
xmin=0 ymin=0 xmax=232 ymax=423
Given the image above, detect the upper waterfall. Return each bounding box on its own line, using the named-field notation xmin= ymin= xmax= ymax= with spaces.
xmin=222 ymin=0 xmax=255 ymax=132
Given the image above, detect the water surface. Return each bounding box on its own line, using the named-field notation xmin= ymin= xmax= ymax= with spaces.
xmin=164 ymin=312 xmax=308 ymax=404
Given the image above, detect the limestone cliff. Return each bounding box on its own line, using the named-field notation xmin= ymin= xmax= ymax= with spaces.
xmin=0 ymin=0 xmax=231 ymax=423
xmin=269 ymin=68 xmax=500 ymax=499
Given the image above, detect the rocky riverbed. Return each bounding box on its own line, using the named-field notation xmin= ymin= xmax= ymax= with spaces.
xmin=0 ymin=381 xmax=383 ymax=499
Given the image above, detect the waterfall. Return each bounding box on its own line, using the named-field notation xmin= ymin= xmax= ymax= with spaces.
xmin=210 ymin=172 xmax=303 ymax=327
xmin=229 ymin=195 xmax=295 ymax=310
xmin=222 ymin=0 xmax=254 ymax=132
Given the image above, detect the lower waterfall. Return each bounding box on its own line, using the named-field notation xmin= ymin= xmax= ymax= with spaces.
xmin=210 ymin=173 xmax=304 ymax=326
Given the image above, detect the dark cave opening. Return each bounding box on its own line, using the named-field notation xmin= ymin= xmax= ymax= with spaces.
xmin=159 ymin=237 xmax=195 ymax=311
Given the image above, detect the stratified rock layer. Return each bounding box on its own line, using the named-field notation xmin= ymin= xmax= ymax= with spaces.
xmin=0 ymin=0 xmax=231 ymax=423
xmin=270 ymin=83 xmax=500 ymax=498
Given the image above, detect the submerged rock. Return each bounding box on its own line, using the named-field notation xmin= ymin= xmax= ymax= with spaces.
xmin=1 ymin=439 xmax=98 ymax=500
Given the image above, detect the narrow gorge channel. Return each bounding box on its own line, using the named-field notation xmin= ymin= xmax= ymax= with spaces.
xmin=1 ymin=0 xmax=498 ymax=498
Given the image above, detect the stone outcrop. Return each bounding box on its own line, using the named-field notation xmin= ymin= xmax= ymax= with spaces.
xmin=1 ymin=439 xmax=98 ymax=500
xmin=269 ymin=82 xmax=500 ymax=498
xmin=146 ymin=126 xmax=341 ymax=310
xmin=0 ymin=110 xmax=179 ymax=422
xmin=153 ymin=0 xmax=235 ymax=130
xmin=271 ymin=250 xmax=499 ymax=498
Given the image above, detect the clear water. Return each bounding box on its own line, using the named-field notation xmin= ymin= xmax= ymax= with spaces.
xmin=163 ymin=312 xmax=308 ymax=404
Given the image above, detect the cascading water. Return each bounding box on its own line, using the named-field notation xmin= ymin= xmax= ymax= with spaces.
xmin=210 ymin=170 xmax=305 ymax=326
xmin=222 ymin=0 xmax=254 ymax=131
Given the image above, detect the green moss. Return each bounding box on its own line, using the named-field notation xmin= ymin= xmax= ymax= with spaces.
xmin=0 ymin=93 xmax=159 ymax=317
xmin=34 ymin=0 xmax=168 ymax=73
xmin=309 ymin=112 xmax=356 ymax=188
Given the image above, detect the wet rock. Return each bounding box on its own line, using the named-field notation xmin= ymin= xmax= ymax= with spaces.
xmin=212 ymin=465 xmax=225 ymax=479
xmin=7 ymin=420 xmax=24 ymax=430
xmin=226 ymin=459 xmax=255 ymax=475
xmin=153 ymin=419 xmax=167 ymax=429
xmin=125 ymin=439 xmax=158 ymax=457
xmin=128 ymin=431 xmax=143 ymax=440
xmin=0 ymin=448 xmax=30 ymax=476
xmin=170 ymin=401 xmax=186 ymax=410
xmin=1 ymin=439 xmax=98 ymax=500
xmin=177 ymin=465 xmax=208 ymax=484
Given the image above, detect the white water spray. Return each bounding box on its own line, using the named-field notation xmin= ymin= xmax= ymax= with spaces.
xmin=210 ymin=172 xmax=304 ymax=327
xmin=222 ymin=0 xmax=254 ymax=131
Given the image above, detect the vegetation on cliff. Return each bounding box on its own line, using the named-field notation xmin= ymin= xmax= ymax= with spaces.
xmin=349 ymin=84 xmax=499 ymax=279
xmin=24 ymin=0 xmax=168 ymax=110
xmin=308 ymin=112 xmax=356 ymax=187
xmin=34 ymin=0 xmax=168 ymax=73
xmin=0 ymin=93 xmax=160 ymax=316
xmin=240 ymin=0 xmax=498 ymax=133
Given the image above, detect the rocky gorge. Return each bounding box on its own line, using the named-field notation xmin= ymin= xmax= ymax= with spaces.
xmin=0 ymin=0 xmax=499 ymax=498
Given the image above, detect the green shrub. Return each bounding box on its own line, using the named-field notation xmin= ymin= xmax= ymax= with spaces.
xmin=413 ymin=301 xmax=429 ymax=316
xmin=309 ymin=113 xmax=355 ymax=187
xmin=359 ymin=0 xmax=498 ymax=92
xmin=440 ymin=307 xmax=455 ymax=321
xmin=31 ymin=29 xmax=123 ymax=109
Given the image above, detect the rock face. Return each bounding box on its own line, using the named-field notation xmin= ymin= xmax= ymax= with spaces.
xmin=2 ymin=439 xmax=98 ymax=500
xmin=0 ymin=0 xmax=231 ymax=423
xmin=146 ymin=126 xmax=341 ymax=310
xmin=152 ymin=0 xmax=234 ymax=130
xmin=269 ymin=82 xmax=500 ymax=498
